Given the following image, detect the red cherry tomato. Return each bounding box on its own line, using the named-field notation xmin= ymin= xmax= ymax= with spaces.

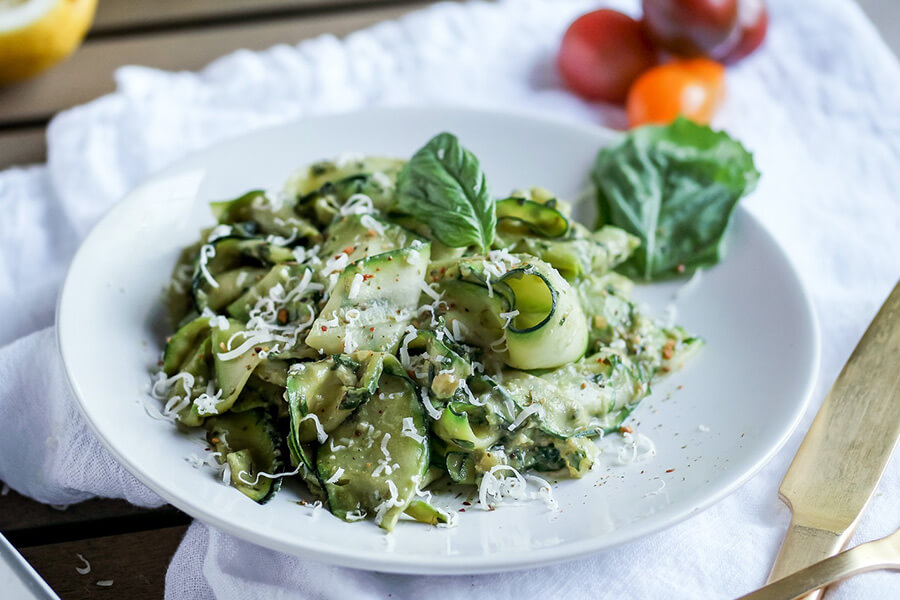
xmin=642 ymin=0 xmax=738 ymax=57
xmin=557 ymin=9 xmax=658 ymax=104
xmin=720 ymin=0 xmax=768 ymax=63
xmin=626 ymin=58 xmax=725 ymax=127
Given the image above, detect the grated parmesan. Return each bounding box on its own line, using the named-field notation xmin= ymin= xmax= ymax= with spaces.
xmin=373 ymin=480 xmax=404 ymax=525
xmin=75 ymin=554 xmax=91 ymax=575
xmin=340 ymin=193 xmax=375 ymax=216
xmin=400 ymin=417 xmax=425 ymax=443
xmin=198 ymin=244 xmax=219 ymax=289
xmin=300 ymin=413 xmax=329 ymax=444
xmin=478 ymin=465 xmax=559 ymax=512
xmin=499 ymin=310 xmax=519 ymax=329
xmin=507 ymin=403 xmax=541 ymax=431
xmin=348 ymin=273 xmax=364 ymax=300
xmin=325 ymin=467 xmax=345 ymax=484
xmin=421 ymin=387 xmax=442 ymax=420
xmin=237 ymin=464 xmax=303 ymax=487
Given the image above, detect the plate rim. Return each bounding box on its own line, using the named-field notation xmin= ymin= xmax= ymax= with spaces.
xmin=56 ymin=106 xmax=821 ymax=574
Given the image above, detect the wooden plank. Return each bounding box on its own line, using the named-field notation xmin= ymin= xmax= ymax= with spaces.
xmin=0 ymin=128 xmax=46 ymax=168
xmin=0 ymin=485 xmax=152 ymax=532
xmin=0 ymin=3 xmax=428 ymax=126
xmin=0 ymin=484 xmax=188 ymax=548
xmin=92 ymin=0 xmax=402 ymax=33
xmin=19 ymin=526 xmax=187 ymax=600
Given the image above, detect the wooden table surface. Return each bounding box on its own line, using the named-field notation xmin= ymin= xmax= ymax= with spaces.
xmin=0 ymin=1 xmax=433 ymax=598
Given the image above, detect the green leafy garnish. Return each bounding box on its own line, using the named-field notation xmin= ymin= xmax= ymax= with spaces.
xmin=396 ymin=132 xmax=496 ymax=253
xmin=592 ymin=117 xmax=759 ymax=281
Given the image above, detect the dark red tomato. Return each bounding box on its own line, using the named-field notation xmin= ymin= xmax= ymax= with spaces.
xmin=720 ymin=0 xmax=768 ymax=63
xmin=557 ymin=9 xmax=658 ymax=104
xmin=642 ymin=0 xmax=738 ymax=57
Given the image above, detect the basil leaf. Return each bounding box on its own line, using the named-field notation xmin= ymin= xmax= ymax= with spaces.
xmin=396 ymin=133 xmax=495 ymax=253
xmin=592 ymin=118 xmax=760 ymax=281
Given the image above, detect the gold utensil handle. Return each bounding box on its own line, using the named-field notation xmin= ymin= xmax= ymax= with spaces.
xmin=740 ymin=529 xmax=900 ymax=600
xmin=768 ymin=519 xmax=848 ymax=585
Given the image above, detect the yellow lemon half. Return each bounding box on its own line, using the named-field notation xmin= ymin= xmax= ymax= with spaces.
xmin=0 ymin=0 xmax=97 ymax=85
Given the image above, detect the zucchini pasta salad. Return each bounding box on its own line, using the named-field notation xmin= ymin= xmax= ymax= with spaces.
xmin=152 ymin=122 xmax=757 ymax=531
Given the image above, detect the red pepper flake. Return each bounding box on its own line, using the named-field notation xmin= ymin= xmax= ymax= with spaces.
xmin=387 ymin=256 xmax=393 ymax=261
xmin=666 ymin=468 xmax=675 ymax=473
xmin=462 ymin=501 xmax=471 ymax=506
xmin=210 ymin=437 xmax=220 ymax=444
xmin=662 ymin=339 xmax=676 ymax=360
xmin=580 ymin=382 xmax=587 ymax=389
xmin=369 ymin=327 xmax=375 ymax=332
xmin=458 ymin=508 xmax=466 ymax=512
xmin=321 ymin=326 xmax=328 ymax=332
xmin=362 ymin=274 xmax=374 ymax=281
xmin=342 ymin=246 xmax=354 ymax=255
xmin=254 ymin=347 xmax=262 ymax=353
xmin=620 ymin=425 xmax=633 ymax=434
xmin=367 ymin=229 xmax=377 ymax=237
xmin=277 ymin=309 xmax=289 ymax=324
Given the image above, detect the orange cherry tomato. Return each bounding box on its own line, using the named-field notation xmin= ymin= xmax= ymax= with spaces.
xmin=625 ymin=58 xmax=725 ymax=127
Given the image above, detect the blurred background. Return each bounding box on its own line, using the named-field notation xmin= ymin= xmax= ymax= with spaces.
xmin=0 ymin=0 xmax=896 ymax=170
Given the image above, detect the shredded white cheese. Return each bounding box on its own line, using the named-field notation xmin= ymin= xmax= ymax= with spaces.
xmin=266 ymin=228 xmax=299 ymax=247
xmin=198 ymin=244 xmax=219 ymax=288
xmin=208 ymin=224 xmax=233 ymax=241
xmin=300 ymin=413 xmax=329 ymax=444
xmin=398 ymin=326 xmax=418 ymax=369
xmin=615 ymin=432 xmax=657 ymax=465
xmin=507 ymin=403 xmax=541 ymax=431
xmin=325 ymin=467 xmax=345 ymax=485
xmin=75 ymin=553 xmax=91 ymax=575
xmin=478 ymin=465 xmax=559 ymax=512
xmin=421 ymin=387 xmax=442 ymax=420
xmin=348 ymin=273 xmax=364 ymax=300
xmin=360 ymin=214 xmax=384 ymax=235
xmin=193 ymin=382 xmax=223 ymax=416
xmin=499 ymin=309 xmax=519 ymax=328
xmin=400 ymin=417 xmax=425 ymax=443
xmin=237 ymin=464 xmax=302 ymax=487
xmin=373 ymin=480 xmax=404 ymax=525
xmin=340 ymin=193 xmax=375 ymax=216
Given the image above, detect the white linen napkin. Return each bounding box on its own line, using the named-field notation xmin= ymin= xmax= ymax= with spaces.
xmin=1 ymin=0 xmax=898 ymax=598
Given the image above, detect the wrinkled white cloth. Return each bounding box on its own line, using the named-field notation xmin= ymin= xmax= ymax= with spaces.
xmin=0 ymin=0 xmax=898 ymax=598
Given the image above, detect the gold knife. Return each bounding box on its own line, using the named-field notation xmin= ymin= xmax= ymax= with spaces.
xmin=767 ymin=280 xmax=900 ymax=597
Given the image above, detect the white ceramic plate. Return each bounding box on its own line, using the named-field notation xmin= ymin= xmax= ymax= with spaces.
xmin=58 ymin=108 xmax=819 ymax=574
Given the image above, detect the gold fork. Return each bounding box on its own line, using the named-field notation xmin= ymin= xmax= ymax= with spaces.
xmin=738 ymin=527 xmax=900 ymax=600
